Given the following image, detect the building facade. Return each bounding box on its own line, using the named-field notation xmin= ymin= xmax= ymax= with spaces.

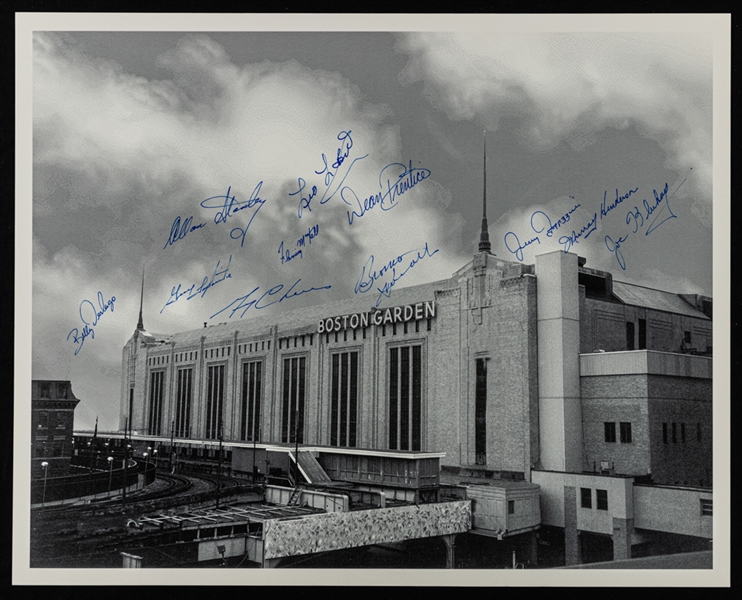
xmin=32 ymin=380 xmax=80 ymax=478
xmin=120 ymin=249 xmax=712 ymax=490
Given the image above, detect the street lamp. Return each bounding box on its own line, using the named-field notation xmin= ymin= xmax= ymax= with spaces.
xmin=143 ymin=452 xmax=149 ymax=472
xmin=41 ymin=461 xmax=49 ymax=507
xmin=107 ymin=456 xmax=114 ymax=497
xmin=153 ymin=448 xmax=158 ymax=469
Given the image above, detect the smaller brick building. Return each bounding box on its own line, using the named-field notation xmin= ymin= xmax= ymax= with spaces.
xmin=32 ymin=380 xmax=80 ymax=478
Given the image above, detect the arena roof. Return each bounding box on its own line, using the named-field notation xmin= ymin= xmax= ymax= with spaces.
xmin=612 ymin=281 xmax=709 ymax=319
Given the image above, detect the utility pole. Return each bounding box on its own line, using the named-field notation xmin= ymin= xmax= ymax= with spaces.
xmin=216 ymin=420 xmax=223 ymax=509
xmin=122 ymin=416 xmax=130 ymax=506
xmin=252 ymin=421 xmax=258 ymax=484
xmin=293 ymin=409 xmax=300 ymax=486
xmin=90 ymin=415 xmax=98 ymax=473
xmin=170 ymin=420 xmax=175 ymax=472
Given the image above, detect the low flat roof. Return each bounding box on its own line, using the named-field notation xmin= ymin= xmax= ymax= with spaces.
xmin=137 ymin=504 xmax=324 ymax=530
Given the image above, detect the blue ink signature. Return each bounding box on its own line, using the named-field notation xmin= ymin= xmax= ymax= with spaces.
xmin=290 ymin=131 xmax=369 ymax=218
xmin=558 ymin=212 xmax=598 ymax=253
xmin=600 ymin=187 xmax=639 ymax=220
xmin=530 ymin=202 xmax=581 ymax=238
xmin=211 ymin=279 xmax=332 ymax=320
xmin=278 ymin=242 xmax=303 ymax=265
xmin=354 ymin=242 xmax=439 ymax=307
xmin=67 ymin=292 xmax=116 ymax=356
xmin=505 ymin=202 xmax=580 ymax=261
xmin=160 ymin=256 xmax=233 ymax=314
xmin=342 ymin=160 xmax=432 ymax=225
xmin=200 ymin=184 xmax=267 ymax=247
xmin=604 ymin=180 xmax=682 ymax=270
xmin=504 ymin=232 xmax=541 ymax=262
xmin=163 ymin=215 xmax=207 ymax=250
xmin=278 ymin=224 xmax=320 ymax=265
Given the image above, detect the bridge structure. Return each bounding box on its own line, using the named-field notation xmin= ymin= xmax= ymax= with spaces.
xmin=136 ymin=493 xmax=471 ymax=568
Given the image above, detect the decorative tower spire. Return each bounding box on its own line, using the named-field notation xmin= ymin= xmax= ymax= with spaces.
xmin=478 ymin=130 xmax=492 ymax=254
xmin=136 ymin=269 xmax=145 ymax=331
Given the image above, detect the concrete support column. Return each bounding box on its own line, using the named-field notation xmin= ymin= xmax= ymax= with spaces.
xmin=441 ymin=534 xmax=457 ymax=569
xmin=612 ymin=517 xmax=634 ymax=561
xmin=564 ymin=485 xmax=582 ymax=566
xmin=535 ymin=251 xmax=583 ymax=472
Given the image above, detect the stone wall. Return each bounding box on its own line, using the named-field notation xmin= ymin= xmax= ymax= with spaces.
xmin=262 ymin=500 xmax=471 ymax=559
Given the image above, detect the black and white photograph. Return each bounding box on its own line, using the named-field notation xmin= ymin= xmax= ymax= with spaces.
xmin=14 ymin=12 xmax=730 ymax=586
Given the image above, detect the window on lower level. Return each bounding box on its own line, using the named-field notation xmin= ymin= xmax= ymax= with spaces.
xmin=508 ymin=500 xmax=515 ymax=515
xmin=604 ymin=422 xmax=616 ymax=443
xmin=596 ymin=489 xmax=608 ymax=511
xmin=580 ymin=487 xmax=592 ymax=508
xmin=700 ymin=499 xmax=712 ymax=516
xmin=626 ymin=322 xmax=635 ymax=350
xmin=620 ymin=422 xmax=632 ymax=444
xmin=638 ymin=318 xmax=647 ymax=350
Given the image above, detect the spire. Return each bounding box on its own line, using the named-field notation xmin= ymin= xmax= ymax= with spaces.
xmin=136 ymin=269 xmax=145 ymax=331
xmin=478 ymin=130 xmax=492 ymax=254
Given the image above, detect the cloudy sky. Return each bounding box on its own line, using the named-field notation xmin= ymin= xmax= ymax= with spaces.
xmin=25 ymin=16 xmax=724 ymax=431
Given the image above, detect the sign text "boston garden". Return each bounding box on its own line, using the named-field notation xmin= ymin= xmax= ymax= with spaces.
xmin=317 ymin=301 xmax=436 ymax=333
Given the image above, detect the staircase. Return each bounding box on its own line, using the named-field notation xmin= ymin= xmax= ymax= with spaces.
xmin=295 ymin=451 xmax=332 ymax=485
xmin=287 ymin=486 xmax=303 ymax=507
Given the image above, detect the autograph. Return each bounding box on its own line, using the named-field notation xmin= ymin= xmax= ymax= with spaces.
xmin=163 ymin=215 xmax=207 ymax=250
xmin=278 ymin=224 xmax=320 ymax=265
xmin=160 ymin=256 xmax=233 ymax=314
xmin=503 ymin=180 xmax=673 ymax=263
xmin=67 ymin=292 xmax=116 ymax=356
xmin=505 ymin=203 xmax=580 ymax=261
xmin=211 ymin=279 xmax=332 ymax=320
xmin=291 ymin=130 xmax=369 ymax=218
xmin=604 ymin=180 xmax=682 ymax=270
xmin=200 ymin=183 xmax=268 ymax=247
xmin=342 ymin=160 xmax=432 ymax=225
xmin=354 ymin=242 xmax=440 ymax=307
xmin=558 ymin=212 xmax=598 ymax=253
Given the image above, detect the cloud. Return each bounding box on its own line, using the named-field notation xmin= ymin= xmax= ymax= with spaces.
xmin=33 ymin=33 xmax=469 ymax=428
xmin=397 ymin=32 xmax=713 ymax=222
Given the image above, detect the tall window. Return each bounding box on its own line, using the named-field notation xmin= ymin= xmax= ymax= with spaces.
xmin=620 ymin=422 xmax=632 ymax=443
xmin=475 ymin=358 xmax=487 ymax=465
xmin=581 ymin=487 xmax=592 ymax=508
xmin=206 ymin=365 xmax=224 ymax=439
xmin=626 ymin=322 xmax=635 ymax=350
xmin=331 ymin=352 xmax=358 ymax=447
xmin=638 ymin=319 xmax=647 ymax=349
xmin=596 ymin=489 xmax=608 ymax=510
xmin=175 ymin=368 xmax=192 ymax=438
xmin=148 ymin=370 xmax=164 ymax=436
xmin=282 ymin=357 xmax=306 ymax=443
xmin=241 ymin=361 xmax=262 ymax=442
xmin=388 ymin=345 xmax=422 ymax=451
xmin=604 ymin=422 xmax=616 ymax=443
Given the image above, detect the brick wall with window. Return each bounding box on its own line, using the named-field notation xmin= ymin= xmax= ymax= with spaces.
xmin=581 ymin=374 xmax=650 ymax=477
xmin=649 ymin=376 xmax=712 ymax=487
